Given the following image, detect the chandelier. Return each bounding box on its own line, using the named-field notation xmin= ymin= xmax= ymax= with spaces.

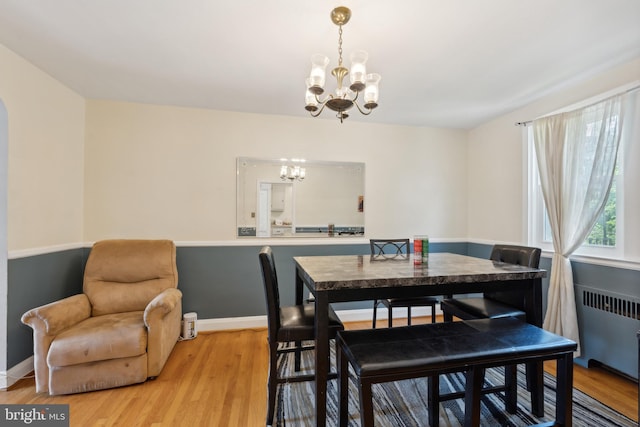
xmin=280 ymin=165 xmax=306 ymax=182
xmin=304 ymin=6 xmax=381 ymax=123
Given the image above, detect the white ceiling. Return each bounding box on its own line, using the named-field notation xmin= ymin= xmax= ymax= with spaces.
xmin=0 ymin=0 xmax=638 ymax=129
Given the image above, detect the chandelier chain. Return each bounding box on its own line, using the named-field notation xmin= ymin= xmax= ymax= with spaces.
xmin=337 ymin=25 xmax=343 ymax=67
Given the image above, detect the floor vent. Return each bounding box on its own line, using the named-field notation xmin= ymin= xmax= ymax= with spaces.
xmin=582 ymin=287 xmax=640 ymax=320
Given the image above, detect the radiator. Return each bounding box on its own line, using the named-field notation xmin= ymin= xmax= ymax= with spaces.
xmin=575 ymin=284 xmax=640 ymax=379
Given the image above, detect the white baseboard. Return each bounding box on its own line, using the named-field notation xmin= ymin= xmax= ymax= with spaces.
xmin=195 ymin=306 xmax=441 ymax=332
xmin=1 ymin=356 xmax=33 ymax=390
xmin=197 ymin=315 xmax=267 ymax=331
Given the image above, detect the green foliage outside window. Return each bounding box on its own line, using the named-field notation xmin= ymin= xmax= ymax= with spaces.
xmin=586 ymin=182 xmax=616 ymax=247
xmin=543 ymin=179 xmax=617 ymax=248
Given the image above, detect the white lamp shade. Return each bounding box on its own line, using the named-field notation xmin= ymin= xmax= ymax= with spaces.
xmin=309 ymin=54 xmax=329 ymax=88
xmin=349 ymin=50 xmax=368 ymax=86
xmin=364 ymin=73 xmax=381 ymax=104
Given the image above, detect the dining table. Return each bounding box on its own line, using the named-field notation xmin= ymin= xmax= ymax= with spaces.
xmin=293 ymin=251 xmax=548 ymax=427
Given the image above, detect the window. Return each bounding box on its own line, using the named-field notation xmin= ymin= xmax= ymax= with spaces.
xmin=527 ymin=84 xmax=640 ymax=262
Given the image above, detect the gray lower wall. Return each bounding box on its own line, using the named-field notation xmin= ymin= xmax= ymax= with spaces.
xmin=8 ymin=241 xmax=639 ymax=379
xmin=573 ymin=260 xmax=640 ymax=378
xmin=8 ymin=249 xmax=85 ymax=367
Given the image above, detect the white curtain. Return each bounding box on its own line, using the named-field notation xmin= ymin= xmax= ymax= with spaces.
xmin=533 ymin=94 xmax=626 ymax=356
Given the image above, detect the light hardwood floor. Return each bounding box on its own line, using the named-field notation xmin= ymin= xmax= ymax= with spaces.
xmin=1 ymin=317 xmax=637 ymax=426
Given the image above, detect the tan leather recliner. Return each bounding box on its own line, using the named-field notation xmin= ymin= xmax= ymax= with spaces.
xmin=22 ymin=239 xmax=182 ymax=395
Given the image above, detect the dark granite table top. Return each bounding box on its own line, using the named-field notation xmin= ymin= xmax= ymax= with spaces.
xmin=294 ymin=252 xmax=547 ymax=291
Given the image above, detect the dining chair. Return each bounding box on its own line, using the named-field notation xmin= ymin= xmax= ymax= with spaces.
xmin=440 ymin=244 xmax=541 ymax=322
xmin=258 ymin=246 xmax=344 ymax=426
xmin=439 ymin=244 xmax=542 ymax=413
xmin=370 ymin=239 xmax=440 ymax=327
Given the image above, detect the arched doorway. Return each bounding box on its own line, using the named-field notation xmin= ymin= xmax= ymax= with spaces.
xmin=0 ymin=99 xmax=8 ymax=382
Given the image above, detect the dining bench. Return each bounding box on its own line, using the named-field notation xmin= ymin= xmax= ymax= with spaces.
xmin=336 ymin=317 xmax=577 ymax=427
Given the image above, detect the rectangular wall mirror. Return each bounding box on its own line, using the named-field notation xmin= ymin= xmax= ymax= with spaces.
xmin=237 ymin=157 xmax=365 ymax=237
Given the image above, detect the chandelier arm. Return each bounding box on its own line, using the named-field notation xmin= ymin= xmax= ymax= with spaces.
xmin=315 ymin=93 xmax=332 ymax=105
xmin=352 ymin=99 xmax=373 ymax=116
xmin=308 ymin=102 xmax=329 ymax=118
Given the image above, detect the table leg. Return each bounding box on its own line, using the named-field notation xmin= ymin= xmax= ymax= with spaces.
xmin=295 ymin=268 xmax=304 ymax=305
xmin=294 ymin=269 xmax=304 ymax=371
xmin=526 ymin=278 xmax=543 ymax=327
xmin=315 ymin=291 xmax=329 ymax=427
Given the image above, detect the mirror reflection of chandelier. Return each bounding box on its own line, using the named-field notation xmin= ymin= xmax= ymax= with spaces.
xmin=280 ymin=165 xmax=306 ymax=182
xmin=304 ymin=6 xmax=381 ymax=123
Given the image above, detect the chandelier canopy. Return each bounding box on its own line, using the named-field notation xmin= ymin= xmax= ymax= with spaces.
xmin=304 ymin=6 xmax=380 ymax=123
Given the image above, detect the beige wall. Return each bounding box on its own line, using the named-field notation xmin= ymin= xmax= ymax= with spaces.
xmin=4 ymin=36 xmax=636 ymax=251
xmin=84 ymin=101 xmax=469 ymax=242
xmin=467 ymin=57 xmax=640 ymax=245
xmin=0 ymin=44 xmax=85 ymax=252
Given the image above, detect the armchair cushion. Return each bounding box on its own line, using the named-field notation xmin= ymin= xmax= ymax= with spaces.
xmin=84 ymin=239 xmax=178 ymax=316
xmin=48 ymin=312 xmax=146 ymax=367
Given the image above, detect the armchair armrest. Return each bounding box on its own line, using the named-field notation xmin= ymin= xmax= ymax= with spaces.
xmin=21 ymin=294 xmax=91 ymax=336
xmin=143 ymin=288 xmax=183 ymax=326
xmin=21 ymin=294 xmax=91 ymax=393
xmin=144 ymin=288 xmax=183 ymax=377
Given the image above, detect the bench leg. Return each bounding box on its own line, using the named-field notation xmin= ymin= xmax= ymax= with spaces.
xmin=428 ymin=375 xmax=440 ymax=427
xmin=527 ymin=361 xmax=545 ymax=416
xmin=504 ymin=364 xmax=518 ymax=413
xmin=337 ymin=341 xmax=349 ymax=427
xmin=359 ymin=379 xmax=375 ymax=427
xmin=464 ymin=367 xmax=483 ymax=427
xmin=555 ymin=353 xmax=574 ymax=426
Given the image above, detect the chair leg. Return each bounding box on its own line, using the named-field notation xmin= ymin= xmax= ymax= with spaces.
xmin=294 ymin=340 xmax=302 ymax=372
xmin=431 ymin=303 xmax=437 ymax=323
xmin=338 ymin=340 xmax=349 ymax=427
xmin=359 ymin=378 xmax=375 ymax=427
xmin=387 ymin=306 xmax=393 ymax=328
xmin=372 ymin=300 xmax=378 ymax=329
xmin=407 ymin=306 xmax=412 ymax=325
xmin=266 ymin=341 xmax=278 ymax=426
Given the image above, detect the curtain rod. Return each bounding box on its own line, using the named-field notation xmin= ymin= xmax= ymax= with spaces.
xmin=515 ymin=84 xmax=640 ymax=127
